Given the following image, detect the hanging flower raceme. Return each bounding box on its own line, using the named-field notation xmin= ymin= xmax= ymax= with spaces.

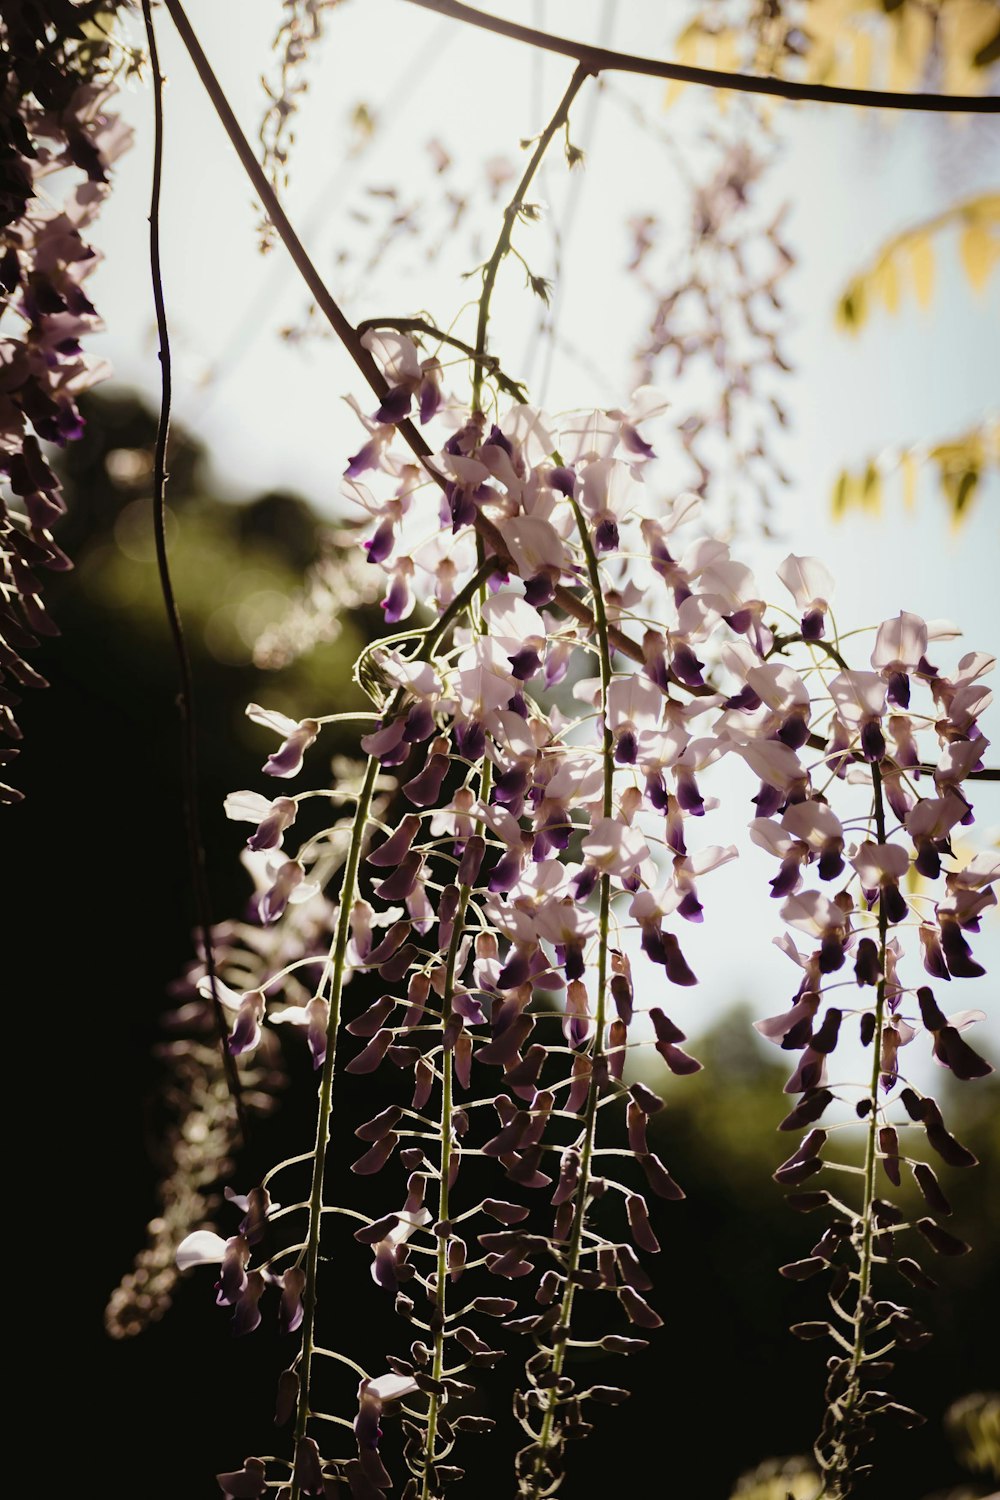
xmin=172 ymin=294 xmax=996 ymax=1500
xmin=1 ymin=14 xmax=134 ymax=800
xmin=727 ymin=606 xmax=995 ymax=1494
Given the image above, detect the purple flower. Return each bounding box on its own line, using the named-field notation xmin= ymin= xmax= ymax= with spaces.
xmin=246 ymin=704 xmax=319 ymax=779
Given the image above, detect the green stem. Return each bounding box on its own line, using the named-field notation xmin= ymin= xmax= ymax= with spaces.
xmin=819 ymin=761 xmax=889 ymax=1497
xmin=289 ymin=559 xmax=499 ymax=1497
xmin=769 ymin=633 xmax=850 ymax=673
xmin=421 ymin=758 xmax=493 ymax=1499
xmin=291 ymin=755 xmax=379 ymax=1477
xmin=530 ymin=496 xmax=614 ymax=1491
xmin=471 ymin=64 xmax=590 ymax=410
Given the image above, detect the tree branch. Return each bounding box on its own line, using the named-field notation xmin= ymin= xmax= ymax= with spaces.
xmin=401 ymin=0 xmax=1000 ymax=114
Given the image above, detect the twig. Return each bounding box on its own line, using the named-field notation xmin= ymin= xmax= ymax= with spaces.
xmin=140 ymin=0 xmax=247 ymax=1141
xmin=471 ymin=63 xmax=590 ymax=408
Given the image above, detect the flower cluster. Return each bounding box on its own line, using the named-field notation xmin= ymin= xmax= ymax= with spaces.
xmin=0 ymin=5 xmax=133 ymax=800
xmin=175 ymin=324 xmax=996 ymax=1500
xmin=744 ymin=609 xmax=995 ymax=1493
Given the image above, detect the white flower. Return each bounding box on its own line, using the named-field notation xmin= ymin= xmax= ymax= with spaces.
xmin=871 ymin=611 xmax=928 ymax=673
xmin=176 ymin=1230 xmax=229 ymax=1270
xmin=367 ymin=1372 xmax=419 ymax=1403
xmin=777 ymin=554 xmax=834 ymax=616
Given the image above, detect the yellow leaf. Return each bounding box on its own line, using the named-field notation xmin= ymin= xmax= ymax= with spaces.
xmin=831 ymin=469 xmax=854 ymax=517
xmin=80 ymin=14 xmax=115 ymax=41
xmin=852 ymin=28 xmax=875 ymax=90
xmin=909 ymin=234 xmax=935 ymax=309
xmin=964 ymin=193 xmax=1000 ymax=224
xmin=899 ymin=450 xmax=918 ymax=511
xmin=861 ymin=461 xmax=881 ymax=513
xmin=939 ymin=0 xmax=999 ymax=96
xmin=836 ymin=279 xmax=867 ymax=333
xmin=932 ymin=434 xmax=982 ymax=527
xmin=873 ymin=255 xmax=900 ymax=315
xmin=712 ymin=32 xmax=740 ymax=116
xmin=945 ymin=467 xmax=980 ymax=526
xmin=888 ymin=4 xmax=934 ymax=94
xmin=664 ymin=22 xmax=701 ymax=108
xmin=960 ymin=222 xmax=999 ymax=295
xmin=807 ymin=0 xmax=860 ymax=75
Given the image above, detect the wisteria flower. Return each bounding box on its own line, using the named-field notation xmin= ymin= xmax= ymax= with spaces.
xmin=362 ymin=328 xmax=443 ymax=425
xmin=481 ymin=591 xmax=547 ymax=680
xmin=216 ymin=1458 xmax=267 ymax=1499
xmin=494 ymin=514 xmax=570 ymax=603
xmin=270 ymin=994 xmax=330 ymax=1068
xmin=871 ymin=611 xmax=931 ymax=707
xmin=780 ymin=889 xmax=851 ymax=973
xmin=777 ymin=553 xmax=834 ymax=639
xmin=224 ymin=789 xmax=298 ymax=851
xmin=246 ymin=704 xmax=319 ymax=778
xmin=259 ymin=854 xmax=319 ymax=924
xmin=850 ymin=840 xmax=911 ymax=924
xmin=828 ymin=670 xmax=888 ymax=762
xmin=196 ymin=976 xmax=266 ymax=1055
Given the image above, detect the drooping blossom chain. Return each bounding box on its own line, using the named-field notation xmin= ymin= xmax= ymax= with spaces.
xmin=0 ymin=3 xmax=134 ymax=802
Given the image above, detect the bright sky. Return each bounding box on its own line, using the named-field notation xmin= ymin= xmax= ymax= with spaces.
xmin=88 ymin=0 xmax=1000 ymax=1068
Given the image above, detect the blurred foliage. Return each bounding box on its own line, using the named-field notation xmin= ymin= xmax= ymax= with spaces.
xmin=832 ymin=195 xmax=998 ymax=528
xmin=727 ymin=1393 xmax=1000 ymax=1499
xmin=944 ymin=1393 xmax=1000 ymax=1481
xmin=729 ymin=1453 xmax=820 ymax=1499
xmin=55 ymin=388 xmax=375 ymax=738
xmin=830 ymin=413 xmax=999 ymax=526
xmin=666 ymin=2 xmax=998 ymax=533
xmin=668 ymin=0 xmax=999 ymax=98
xmin=836 ymin=195 xmax=1000 ymax=333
